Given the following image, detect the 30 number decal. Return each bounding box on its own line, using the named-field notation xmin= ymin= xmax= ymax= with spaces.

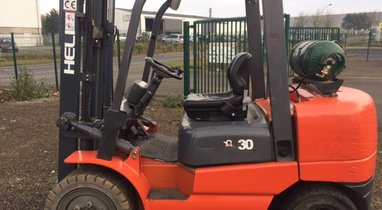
xmin=238 ymin=139 xmax=255 ymax=150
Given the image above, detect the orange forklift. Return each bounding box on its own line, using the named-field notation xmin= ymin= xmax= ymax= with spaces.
xmin=46 ymin=0 xmax=377 ymax=209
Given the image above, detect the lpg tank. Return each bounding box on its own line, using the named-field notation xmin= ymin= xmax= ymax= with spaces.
xmin=289 ymin=40 xmax=345 ymax=81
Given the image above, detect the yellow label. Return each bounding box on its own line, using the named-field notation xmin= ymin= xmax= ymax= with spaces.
xmin=379 ymin=22 xmax=382 ymax=30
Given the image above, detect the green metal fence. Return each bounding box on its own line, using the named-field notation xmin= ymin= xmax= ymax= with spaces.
xmin=184 ymin=16 xmax=290 ymax=95
xmin=0 ymin=33 xmax=60 ymax=89
xmin=183 ymin=17 xmax=341 ymax=95
xmin=193 ymin=17 xmax=249 ymax=94
xmin=288 ymin=27 xmax=340 ymax=47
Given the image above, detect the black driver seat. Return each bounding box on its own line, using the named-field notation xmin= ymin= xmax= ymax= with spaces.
xmin=184 ymin=52 xmax=252 ymax=121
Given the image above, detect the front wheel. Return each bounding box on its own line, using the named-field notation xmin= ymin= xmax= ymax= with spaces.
xmin=45 ymin=168 xmax=136 ymax=210
xmin=281 ymin=185 xmax=357 ymax=210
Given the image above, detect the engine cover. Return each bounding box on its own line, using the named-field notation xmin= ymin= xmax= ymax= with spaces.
xmin=178 ymin=104 xmax=273 ymax=167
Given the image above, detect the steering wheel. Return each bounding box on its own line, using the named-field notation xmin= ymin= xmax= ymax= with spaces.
xmin=145 ymin=57 xmax=183 ymax=80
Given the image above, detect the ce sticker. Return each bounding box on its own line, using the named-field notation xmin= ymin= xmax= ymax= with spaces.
xmin=64 ymin=0 xmax=76 ymax=11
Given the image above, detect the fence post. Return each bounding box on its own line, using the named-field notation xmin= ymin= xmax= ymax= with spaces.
xmin=284 ymin=14 xmax=290 ymax=55
xmin=284 ymin=14 xmax=292 ymax=75
xmin=11 ymin=33 xmax=18 ymax=80
xmin=52 ymin=33 xmax=59 ymax=91
xmin=343 ymin=33 xmax=348 ymax=52
xmin=183 ymin=21 xmax=190 ymax=96
xmin=366 ymin=30 xmax=372 ymax=61
xmin=116 ymin=29 xmax=121 ymax=69
xmin=193 ymin=24 xmax=197 ymax=94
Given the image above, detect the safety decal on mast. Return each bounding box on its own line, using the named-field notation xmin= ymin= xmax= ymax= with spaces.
xmin=63 ymin=0 xmax=77 ymax=75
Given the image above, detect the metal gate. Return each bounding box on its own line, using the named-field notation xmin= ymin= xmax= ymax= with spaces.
xmin=183 ymin=15 xmax=290 ymax=95
xmin=183 ymin=17 xmax=340 ymax=95
xmin=191 ymin=17 xmax=249 ymax=95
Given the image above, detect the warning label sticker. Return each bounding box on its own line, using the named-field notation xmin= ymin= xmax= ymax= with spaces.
xmin=65 ymin=12 xmax=75 ymax=31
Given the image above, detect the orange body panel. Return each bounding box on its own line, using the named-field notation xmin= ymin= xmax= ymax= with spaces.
xmin=141 ymin=158 xmax=195 ymax=196
xmin=258 ymin=86 xmax=377 ymax=183
xmin=65 ymin=151 xmax=298 ymax=210
xmin=294 ymin=87 xmax=377 ymax=162
xmin=65 ymin=150 xmax=151 ymax=201
xmin=299 ymin=151 xmax=377 ymax=182
xmin=193 ymin=162 xmax=298 ymax=195
xmin=294 ymin=87 xmax=377 ymax=183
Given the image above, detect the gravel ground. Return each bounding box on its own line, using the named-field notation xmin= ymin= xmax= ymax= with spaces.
xmin=0 ymin=98 xmax=58 ymax=209
xmin=0 ymin=97 xmax=184 ymax=209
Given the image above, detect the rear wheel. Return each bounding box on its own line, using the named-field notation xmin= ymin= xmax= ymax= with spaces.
xmin=45 ymin=168 xmax=135 ymax=210
xmin=282 ymin=185 xmax=357 ymax=210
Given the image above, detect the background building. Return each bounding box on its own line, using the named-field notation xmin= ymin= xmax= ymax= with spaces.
xmin=0 ymin=0 xmax=43 ymax=46
xmin=115 ymin=8 xmax=208 ymax=37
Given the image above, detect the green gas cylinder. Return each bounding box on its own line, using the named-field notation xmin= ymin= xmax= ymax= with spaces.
xmin=289 ymin=40 xmax=346 ymax=81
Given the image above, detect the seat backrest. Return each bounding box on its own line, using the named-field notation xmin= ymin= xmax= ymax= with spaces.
xmin=227 ymin=52 xmax=252 ymax=95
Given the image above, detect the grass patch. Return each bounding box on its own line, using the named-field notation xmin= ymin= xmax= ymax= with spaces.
xmin=162 ymin=59 xmax=194 ymax=69
xmin=163 ymin=60 xmax=183 ymax=68
xmin=115 ymin=41 xmax=186 ymax=56
xmin=9 ymin=67 xmax=54 ymax=101
xmin=161 ymin=94 xmax=184 ymax=109
xmin=0 ymin=89 xmax=11 ymax=102
xmin=0 ymin=42 xmax=187 ymax=67
xmin=0 ymin=51 xmax=57 ymax=67
xmin=344 ymin=35 xmax=381 ymax=48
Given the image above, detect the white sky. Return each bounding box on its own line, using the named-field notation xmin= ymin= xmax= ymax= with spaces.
xmin=39 ymin=0 xmax=382 ymax=17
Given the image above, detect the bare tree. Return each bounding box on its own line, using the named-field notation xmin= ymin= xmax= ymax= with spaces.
xmin=323 ymin=10 xmax=334 ymax=27
xmin=367 ymin=10 xmax=382 ymax=26
xmin=295 ymin=12 xmax=308 ymax=27
xmin=311 ymin=9 xmax=322 ymax=27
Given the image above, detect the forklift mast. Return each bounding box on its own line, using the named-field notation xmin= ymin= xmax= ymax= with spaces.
xmin=59 ymin=0 xmax=115 ymax=180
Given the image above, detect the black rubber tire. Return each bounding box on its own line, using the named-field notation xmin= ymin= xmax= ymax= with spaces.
xmin=45 ymin=168 xmax=135 ymax=210
xmin=282 ymin=185 xmax=357 ymax=210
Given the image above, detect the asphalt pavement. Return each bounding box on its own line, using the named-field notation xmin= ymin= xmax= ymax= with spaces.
xmin=343 ymin=77 xmax=382 ymax=132
xmin=346 ymin=47 xmax=382 ymax=61
xmin=0 ymin=52 xmax=184 ymax=87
